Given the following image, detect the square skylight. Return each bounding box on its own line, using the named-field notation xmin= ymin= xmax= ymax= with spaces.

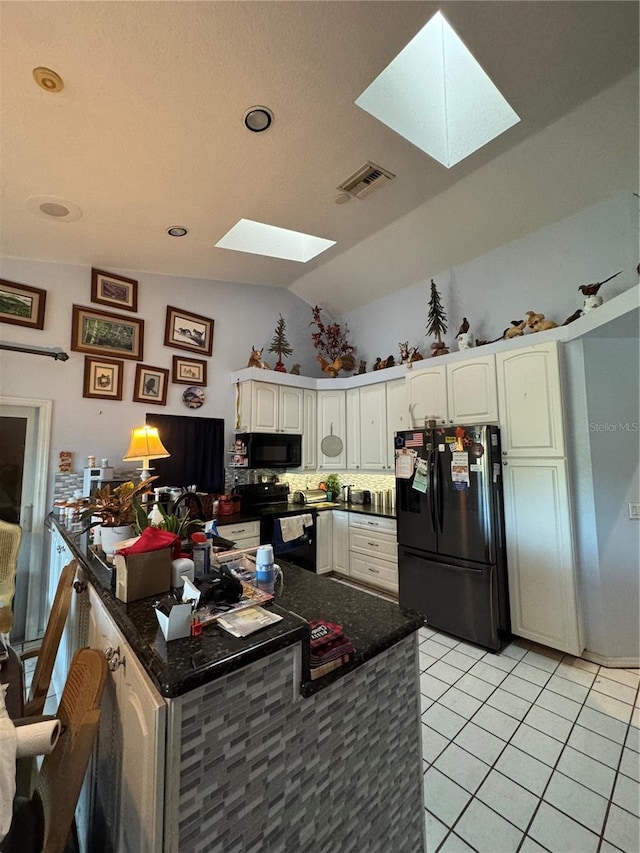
xmin=215 ymin=219 xmax=336 ymax=262
xmin=355 ymin=11 xmax=520 ymax=168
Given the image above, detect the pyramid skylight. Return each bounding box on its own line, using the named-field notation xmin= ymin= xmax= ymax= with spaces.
xmin=215 ymin=219 xmax=335 ymax=263
xmin=355 ymin=11 xmax=520 ymax=168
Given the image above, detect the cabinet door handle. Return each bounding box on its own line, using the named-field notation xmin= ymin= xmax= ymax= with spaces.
xmin=73 ymin=580 xmax=87 ymax=594
xmin=56 ymin=544 xmax=64 ymax=553
xmin=368 ymin=541 xmax=379 ymax=548
xmin=367 ymin=521 xmax=379 ymax=527
xmin=368 ymin=567 xmax=380 ymax=574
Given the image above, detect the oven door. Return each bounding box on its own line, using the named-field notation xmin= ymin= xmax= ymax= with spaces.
xmin=262 ymin=511 xmax=317 ymax=572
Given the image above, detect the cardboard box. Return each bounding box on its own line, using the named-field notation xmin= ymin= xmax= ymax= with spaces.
xmin=114 ymin=547 xmax=172 ymax=603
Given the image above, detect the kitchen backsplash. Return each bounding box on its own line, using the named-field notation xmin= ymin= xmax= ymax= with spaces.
xmin=225 ymin=469 xmax=395 ymax=495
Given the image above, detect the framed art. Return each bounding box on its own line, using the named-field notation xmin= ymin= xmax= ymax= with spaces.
xmin=164 ymin=305 xmax=214 ymax=356
xmin=82 ymin=356 xmax=124 ymax=401
xmin=171 ymin=355 xmax=207 ymax=386
xmin=71 ymin=305 xmax=144 ymax=360
xmin=91 ymin=268 xmax=138 ymax=312
xmin=132 ymin=363 xmax=169 ymax=405
xmin=0 ymin=279 xmax=47 ymax=329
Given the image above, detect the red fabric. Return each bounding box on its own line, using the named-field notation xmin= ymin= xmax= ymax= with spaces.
xmin=117 ymin=527 xmax=182 ymax=559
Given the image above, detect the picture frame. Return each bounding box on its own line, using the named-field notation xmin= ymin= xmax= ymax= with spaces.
xmin=0 ymin=278 xmax=47 ymax=329
xmin=91 ymin=268 xmax=138 ymax=312
xmin=132 ymin=363 xmax=169 ymax=405
xmin=71 ymin=305 xmax=144 ymax=361
xmin=82 ymin=356 xmax=124 ymax=401
xmin=164 ymin=305 xmax=214 ymax=357
xmin=171 ymin=355 xmax=207 ymax=386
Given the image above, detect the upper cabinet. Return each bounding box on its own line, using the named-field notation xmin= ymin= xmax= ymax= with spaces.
xmin=447 ymin=355 xmax=499 ymax=425
xmin=302 ymin=389 xmax=317 ymax=470
xmin=346 ymin=387 xmax=361 ymax=470
xmin=359 ymin=383 xmax=389 ymax=470
xmin=406 ymin=355 xmax=498 ymax=427
xmin=496 ymin=342 xmax=565 ymax=457
xmin=386 ymin=378 xmax=409 ymax=438
xmin=239 ymin=381 xmax=303 ymax=434
xmin=317 ymin=389 xmax=346 ymax=470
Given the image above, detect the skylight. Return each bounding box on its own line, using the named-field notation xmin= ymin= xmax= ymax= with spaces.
xmin=215 ymin=219 xmax=336 ymax=263
xmin=355 ymin=11 xmax=520 ymax=168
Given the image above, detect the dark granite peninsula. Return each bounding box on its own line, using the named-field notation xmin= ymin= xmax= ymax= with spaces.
xmin=48 ymin=518 xmax=425 ymax=853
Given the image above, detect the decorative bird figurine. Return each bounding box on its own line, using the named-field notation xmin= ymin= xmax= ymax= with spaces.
xmin=578 ymin=270 xmax=622 ymax=296
xmin=457 ymin=317 xmax=470 ymax=336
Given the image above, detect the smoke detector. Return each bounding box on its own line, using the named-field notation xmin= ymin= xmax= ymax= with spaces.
xmin=25 ymin=195 xmax=82 ymax=222
xmin=337 ymin=161 xmax=395 ymax=200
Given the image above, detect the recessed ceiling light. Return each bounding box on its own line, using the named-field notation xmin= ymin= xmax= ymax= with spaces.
xmin=33 ymin=67 xmax=64 ymax=93
xmin=166 ymin=226 xmax=188 ymax=237
xmin=243 ymin=106 xmax=273 ymax=133
xmin=216 ymin=219 xmax=335 ymax=263
xmin=25 ymin=195 xmax=82 ymax=222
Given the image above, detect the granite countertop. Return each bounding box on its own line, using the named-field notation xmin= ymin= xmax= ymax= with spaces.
xmin=216 ymin=502 xmax=396 ymax=526
xmin=51 ymin=516 xmax=420 ymax=700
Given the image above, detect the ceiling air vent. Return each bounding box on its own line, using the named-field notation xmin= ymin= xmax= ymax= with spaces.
xmin=337 ymin=161 xmax=395 ymax=199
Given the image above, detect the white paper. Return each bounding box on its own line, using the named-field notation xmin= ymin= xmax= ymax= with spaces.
xmin=451 ymin=451 xmax=470 ymax=485
xmin=15 ymin=718 xmax=61 ymax=757
xmin=395 ymin=453 xmax=415 ymax=479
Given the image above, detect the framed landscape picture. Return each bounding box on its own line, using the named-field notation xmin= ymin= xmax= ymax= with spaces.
xmin=71 ymin=305 xmax=144 ymax=360
xmin=0 ymin=279 xmax=46 ymax=329
xmin=164 ymin=306 xmax=214 ymax=356
xmin=132 ymin=363 xmax=169 ymax=405
xmin=83 ymin=356 xmax=124 ymax=401
xmin=91 ymin=268 xmax=138 ymax=312
xmin=171 ymin=355 xmax=207 ymax=386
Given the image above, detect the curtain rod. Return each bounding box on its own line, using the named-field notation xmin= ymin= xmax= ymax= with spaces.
xmin=0 ymin=341 xmax=69 ymax=361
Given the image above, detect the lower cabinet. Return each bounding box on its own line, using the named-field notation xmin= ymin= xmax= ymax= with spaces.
xmin=502 ymin=457 xmax=582 ymax=655
xmin=340 ymin=513 xmax=398 ymax=594
xmin=85 ymin=586 xmax=166 ymax=853
xmin=217 ymin=519 xmax=261 ymax=548
xmin=315 ymin=511 xmax=332 ymax=574
xmin=331 ymin=510 xmax=350 ymax=576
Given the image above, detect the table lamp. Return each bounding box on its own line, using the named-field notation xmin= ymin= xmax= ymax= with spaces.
xmin=122 ymin=425 xmax=170 ymax=481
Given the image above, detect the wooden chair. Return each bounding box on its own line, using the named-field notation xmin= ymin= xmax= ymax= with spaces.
xmin=0 ymin=521 xmax=21 ymax=636
xmin=21 ymin=559 xmax=77 ymax=718
xmin=0 ymin=647 xmax=108 ymax=853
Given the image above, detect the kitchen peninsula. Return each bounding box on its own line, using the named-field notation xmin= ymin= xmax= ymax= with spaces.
xmin=49 ymin=517 xmax=425 ymax=853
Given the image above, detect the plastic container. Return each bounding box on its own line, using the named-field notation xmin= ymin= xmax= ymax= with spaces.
xmin=255 ymin=545 xmax=275 ymax=594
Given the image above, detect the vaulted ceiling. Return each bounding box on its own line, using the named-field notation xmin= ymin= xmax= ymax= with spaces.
xmin=1 ymin=1 xmax=638 ymax=314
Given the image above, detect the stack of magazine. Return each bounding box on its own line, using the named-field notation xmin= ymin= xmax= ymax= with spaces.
xmin=216 ymin=606 xmax=282 ymax=638
xmin=309 ymin=619 xmax=354 ymax=680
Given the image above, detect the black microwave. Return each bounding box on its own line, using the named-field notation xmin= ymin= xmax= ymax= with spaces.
xmin=235 ymin=433 xmax=302 ymax=469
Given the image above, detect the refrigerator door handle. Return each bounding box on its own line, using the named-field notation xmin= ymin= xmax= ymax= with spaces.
xmin=434 ymin=449 xmax=444 ymax=532
xmin=427 ymin=448 xmax=437 ymax=531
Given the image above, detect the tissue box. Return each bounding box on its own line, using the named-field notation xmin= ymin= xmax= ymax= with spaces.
xmin=114 ymin=547 xmax=172 ymax=603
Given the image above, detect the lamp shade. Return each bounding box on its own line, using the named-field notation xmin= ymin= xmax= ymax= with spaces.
xmin=122 ymin=425 xmax=170 ymax=462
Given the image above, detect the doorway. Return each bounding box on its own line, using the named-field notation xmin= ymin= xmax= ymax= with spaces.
xmin=0 ymin=397 xmax=52 ymax=642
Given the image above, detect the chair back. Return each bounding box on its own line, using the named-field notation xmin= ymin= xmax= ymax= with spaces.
xmin=23 ymin=559 xmax=77 ymax=717
xmin=0 ymin=520 xmax=21 ymax=632
xmin=36 ymin=647 xmax=108 ymax=853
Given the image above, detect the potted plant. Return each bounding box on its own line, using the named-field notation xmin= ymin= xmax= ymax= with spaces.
xmin=82 ymin=479 xmax=156 ymax=558
xmin=323 ymin=474 xmax=341 ymax=502
xmin=310 ymin=305 xmax=356 ymax=377
xmin=132 ymin=498 xmax=204 ymax=542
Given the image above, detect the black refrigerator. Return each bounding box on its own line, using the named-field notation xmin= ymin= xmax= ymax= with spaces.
xmin=395 ymin=424 xmax=510 ymax=651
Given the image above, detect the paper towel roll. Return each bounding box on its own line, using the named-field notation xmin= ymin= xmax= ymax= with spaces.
xmin=15 ymin=718 xmax=61 ymax=758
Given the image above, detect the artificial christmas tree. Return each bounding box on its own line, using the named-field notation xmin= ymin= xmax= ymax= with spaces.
xmin=426 ymin=278 xmax=449 ymax=357
xmin=268 ymin=314 xmax=293 ymax=372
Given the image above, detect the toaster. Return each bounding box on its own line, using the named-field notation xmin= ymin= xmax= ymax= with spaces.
xmin=350 ymin=490 xmax=371 ymax=505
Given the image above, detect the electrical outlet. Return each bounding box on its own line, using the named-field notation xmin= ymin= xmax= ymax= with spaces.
xmin=629 ymin=503 xmax=640 ymax=519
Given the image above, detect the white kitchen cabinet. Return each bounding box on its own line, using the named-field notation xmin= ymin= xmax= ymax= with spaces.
xmin=346 ymin=387 xmax=361 ymax=470
xmin=496 ymin=342 xmax=565 ymax=457
xmin=218 ymin=520 xmax=261 ymax=548
xmin=317 ymin=389 xmax=346 ymax=470
xmin=315 ymin=511 xmax=332 ymax=575
xmin=348 ymin=513 xmax=398 ymax=594
xmin=406 ymin=365 xmax=447 ymax=427
xmin=359 ymin=383 xmax=388 ymax=470
xmin=502 ymin=457 xmax=582 ymax=655
xmin=386 ymin=378 xmax=409 ymax=440
xmin=239 ymin=381 xmax=303 ymax=434
xmin=86 ymin=585 xmax=166 ymax=853
xmin=48 ymin=526 xmax=76 ymax=696
xmin=302 ymin=389 xmax=317 ymax=470
xmin=446 ymin=355 xmax=498 ymax=425
xmin=331 ymin=510 xmax=350 ymax=576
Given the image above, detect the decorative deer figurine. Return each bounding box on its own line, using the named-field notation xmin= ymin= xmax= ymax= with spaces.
xmin=399 ymin=342 xmax=424 ymax=365
xmin=247 ymin=347 xmax=270 ymax=369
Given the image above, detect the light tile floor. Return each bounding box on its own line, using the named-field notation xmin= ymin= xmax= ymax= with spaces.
xmin=418 ymin=625 xmax=640 ymax=853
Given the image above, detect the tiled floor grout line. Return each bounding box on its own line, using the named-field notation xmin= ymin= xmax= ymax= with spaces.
xmin=419 ymin=632 xmax=640 ymax=853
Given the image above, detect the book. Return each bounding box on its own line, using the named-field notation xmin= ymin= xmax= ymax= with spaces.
xmin=216 ymin=606 xmax=283 ymax=638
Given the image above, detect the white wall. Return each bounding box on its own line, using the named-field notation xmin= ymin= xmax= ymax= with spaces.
xmin=0 ymin=258 xmax=319 ymax=501
xmin=341 ymin=193 xmax=639 ymax=369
